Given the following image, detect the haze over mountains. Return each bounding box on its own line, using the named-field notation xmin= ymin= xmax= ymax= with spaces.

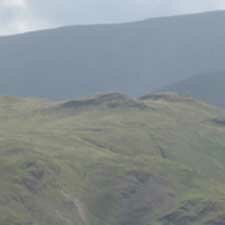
xmin=0 ymin=11 xmax=225 ymax=100
xmin=2 ymin=7 xmax=225 ymax=225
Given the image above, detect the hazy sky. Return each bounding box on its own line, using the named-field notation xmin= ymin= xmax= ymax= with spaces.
xmin=1 ymin=0 xmax=225 ymax=35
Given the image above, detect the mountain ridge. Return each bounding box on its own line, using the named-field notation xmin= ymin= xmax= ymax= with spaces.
xmin=0 ymin=10 xmax=225 ymax=98
xmin=1 ymin=10 xmax=225 ymax=38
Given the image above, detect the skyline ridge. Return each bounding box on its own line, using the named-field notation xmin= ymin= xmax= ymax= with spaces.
xmin=1 ymin=9 xmax=225 ymax=37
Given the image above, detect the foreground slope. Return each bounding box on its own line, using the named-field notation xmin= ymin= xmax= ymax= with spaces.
xmin=163 ymin=71 xmax=225 ymax=108
xmin=1 ymin=93 xmax=225 ymax=225
xmin=0 ymin=11 xmax=225 ymax=98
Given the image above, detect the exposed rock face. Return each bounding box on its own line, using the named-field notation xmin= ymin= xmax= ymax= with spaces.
xmin=139 ymin=92 xmax=194 ymax=103
xmin=62 ymin=93 xmax=147 ymax=110
xmin=160 ymin=199 xmax=225 ymax=225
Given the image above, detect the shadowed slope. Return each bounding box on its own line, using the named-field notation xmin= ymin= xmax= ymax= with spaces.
xmin=163 ymin=71 xmax=225 ymax=107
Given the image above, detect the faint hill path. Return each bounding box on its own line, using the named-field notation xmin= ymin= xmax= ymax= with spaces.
xmin=61 ymin=190 xmax=89 ymax=225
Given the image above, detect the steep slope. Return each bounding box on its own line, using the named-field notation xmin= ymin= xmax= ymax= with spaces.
xmin=1 ymin=93 xmax=225 ymax=225
xmin=0 ymin=11 xmax=225 ymax=98
xmin=163 ymin=71 xmax=225 ymax=107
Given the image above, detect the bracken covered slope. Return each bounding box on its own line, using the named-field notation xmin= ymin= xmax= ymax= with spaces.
xmin=1 ymin=93 xmax=225 ymax=225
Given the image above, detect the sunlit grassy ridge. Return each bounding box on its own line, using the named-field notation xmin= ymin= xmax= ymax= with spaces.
xmin=1 ymin=93 xmax=225 ymax=225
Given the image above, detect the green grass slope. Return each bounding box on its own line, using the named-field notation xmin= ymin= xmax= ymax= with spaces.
xmin=1 ymin=93 xmax=225 ymax=225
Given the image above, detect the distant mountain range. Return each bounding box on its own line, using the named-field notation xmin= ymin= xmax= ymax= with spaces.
xmin=163 ymin=71 xmax=225 ymax=107
xmin=0 ymin=11 xmax=225 ymax=99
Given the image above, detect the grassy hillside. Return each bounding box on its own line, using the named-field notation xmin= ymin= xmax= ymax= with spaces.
xmin=162 ymin=71 xmax=225 ymax=108
xmin=0 ymin=11 xmax=225 ymax=98
xmin=1 ymin=93 xmax=225 ymax=225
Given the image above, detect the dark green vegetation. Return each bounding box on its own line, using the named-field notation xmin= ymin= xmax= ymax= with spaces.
xmin=0 ymin=11 xmax=225 ymax=98
xmin=1 ymin=92 xmax=225 ymax=225
xmin=163 ymin=71 xmax=225 ymax=108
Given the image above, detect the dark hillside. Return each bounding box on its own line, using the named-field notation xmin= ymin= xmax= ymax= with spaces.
xmin=163 ymin=71 xmax=225 ymax=107
xmin=0 ymin=11 xmax=225 ymax=98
